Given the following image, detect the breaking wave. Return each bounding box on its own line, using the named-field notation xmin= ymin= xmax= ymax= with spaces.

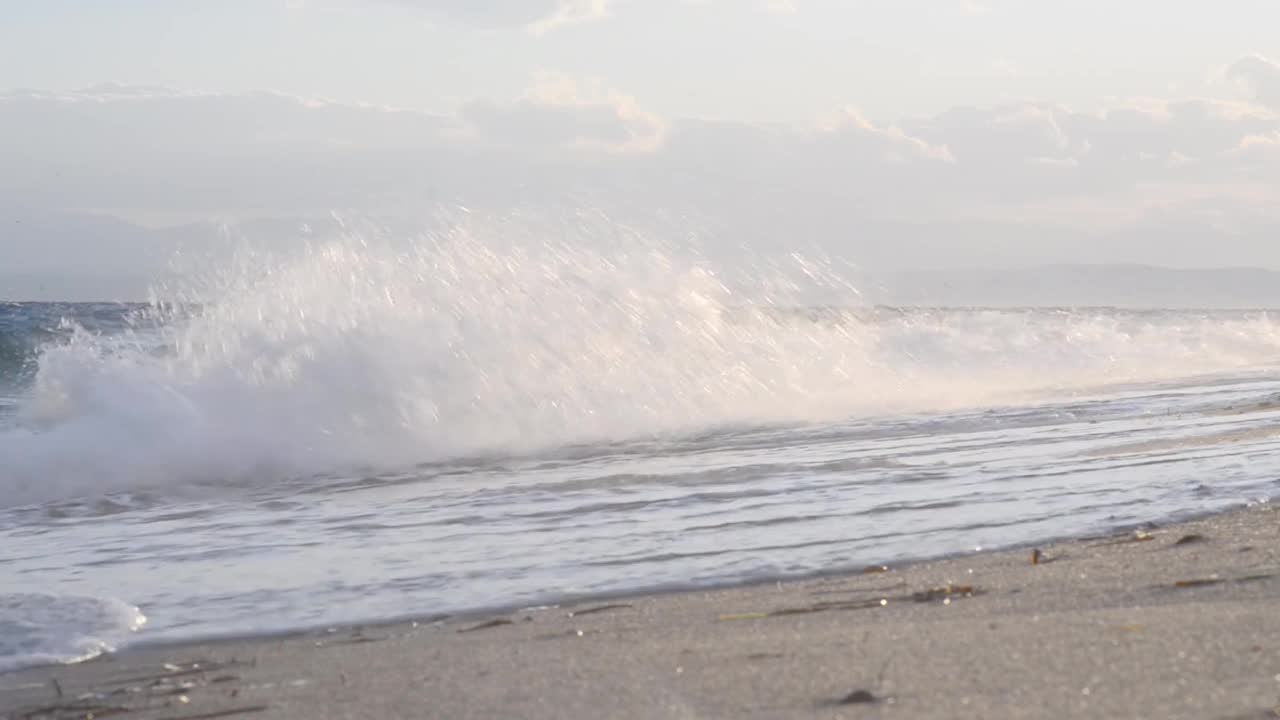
xmin=4 ymin=213 xmax=1280 ymax=506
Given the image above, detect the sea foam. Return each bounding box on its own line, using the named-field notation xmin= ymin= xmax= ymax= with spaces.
xmin=4 ymin=212 xmax=1280 ymax=506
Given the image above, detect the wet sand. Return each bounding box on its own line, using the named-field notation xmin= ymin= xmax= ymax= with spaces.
xmin=3 ymin=502 xmax=1279 ymax=719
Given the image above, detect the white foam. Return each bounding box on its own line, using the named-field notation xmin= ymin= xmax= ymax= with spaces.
xmin=0 ymin=594 xmax=146 ymax=673
xmin=3 ymin=213 xmax=1280 ymax=506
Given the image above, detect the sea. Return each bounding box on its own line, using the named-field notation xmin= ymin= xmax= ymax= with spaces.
xmin=3 ymin=232 xmax=1280 ymax=673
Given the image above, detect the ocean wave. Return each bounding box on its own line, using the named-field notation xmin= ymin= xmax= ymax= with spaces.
xmin=0 ymin=593 xmax=146 ymax=673
xmin=3 ymin=215 xmax=1280 ymax=506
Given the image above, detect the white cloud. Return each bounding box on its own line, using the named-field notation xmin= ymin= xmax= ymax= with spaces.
xmin=915 ymin=103 xmax=1072 ymax=166
xmin=0 ymin=85 xmax=453 ymax=154
xmin=382 ymin=0 xmax=609 ymax=32
xmin=1240 ymin=132 xmax=1280 ymax=150
xmin=529 ymin=0 xmax=610 ymax=34
xmin=815 ymin=107 xmax=955 ymax=164
xmin=5 ymin=65 xmax=1280 ymax=270
xmin=459 ymin=74 xmax=666 ymax=151
xmin=901 ymin=97 xmax=1280 ymax=203
xmin=1226 ymin=54 xmax=1280 ymax=109
xmin=5 ymin=81 xmax=1275 ymax=203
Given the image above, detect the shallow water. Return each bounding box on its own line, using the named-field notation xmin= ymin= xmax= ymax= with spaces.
xmin=4 ymin=364 xmax=1280 ymax=670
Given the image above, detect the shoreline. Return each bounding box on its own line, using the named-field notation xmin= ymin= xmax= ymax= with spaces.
xmin=4 ymin=501 xmax=1279 ymax=719
xmin=9 ymin=500 xmax=1250 ymax=666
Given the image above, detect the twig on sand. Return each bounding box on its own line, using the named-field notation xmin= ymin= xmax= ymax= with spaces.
xmin=1174 ymin=578 xmax=1224 ymax=588
xmin=155 ymin=705 xmax=270 ymax=720
xmin=1091 ymin=529 xmax=1158 ymax=547
xmin=567 ymin=603 xmax=633 ymax=617
xmin=1171 ymin=572 xmax=1274 ymax=589
xmin=458 ymin=618 xmax=514 ymax=633
xmin=16 ymin=700 xmax=130 ymax=720
xmin=107 ymin=659 xmax=249 ymax=686
xmin=314 ymin=635 xmax=387 ymax=648
xmin=720 ymin=584 xmax=982 ymax=621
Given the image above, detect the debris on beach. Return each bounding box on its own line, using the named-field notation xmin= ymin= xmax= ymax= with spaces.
xmin=862 ymin=565 xmax=891 ymax=574
xmin=1091 ymin=529 xmax=1159 ymax=547
xmin=1031 ymin=548 xmax=1042 ymax=565
xmin=838 ymin=689 xmax=878 ymax=705
xmin=10 ymin=657 xmax=270 ymax=720
xmin=567 ymin=603 xmax=633 ymax=617
xmin=1173 ymin=577 xmax=1223 ymax=588
xmin=718 ymin=583 xmax=982 ymax=620
xmin=717 ymin=612 xmax=771 ymax=621
xmin=1170 ymin=572 xmax=1274 ymax=590
xmin=156 ymin=705 xmax=270 ymax=719
xmin=826 ymin=661 xmax=892 ymax=708
xmin=313 ymin=629 xmax=388 ymax=648
xmin=10 ymin=698 xmax=131 ymax=719
xmin=107 ymin=659 xmax=252 ymax=686
xmin=458 ymin=618 xmax=514 ymax=633
xmin=909 ymin=584 xmax=976 ymax=603
xmin=1172 ymin=533 xmax=1206 ymax=546
xmin=530 ymin=626 xmax=585 ymax=639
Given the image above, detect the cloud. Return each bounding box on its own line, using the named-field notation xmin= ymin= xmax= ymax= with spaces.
xmin=385 ymin=0 xmax=556 ymax=26
xmin=0 ymin=85 xmax=453 ymax=155
xmin=0 ymin=80 xmax=668 ymax=217
xmin=529 ymin=0 xmax=609 ymax=34
xmin=383 ymin=0 xmax=609 ymax=32
xmin=815 ymin=108 xmax=954 ymax=164
xmin=5 ymin=82 xmax=1275 ymax=203
xmin=0 ymin=86 xmax=461 ymax=216
xmin=1076 ymin=98 xmax=1276 ymax=163
xmin=1227 ymin=54 xmax=1280 ymax=109
xmin=389 ymin=0 xmax=787 ymax=29
xmin=1240 ymin=132 xmax=1280 ymax=151
xmin=5 ymin=69 xmax=1280 ymax=270
xmin=459 ymin=74 xmax=666 ymax=152
xmin=0 ymin=78 xmax=670 ymax=160
xmin=900 ymin=97 xmax=1280 ymax=203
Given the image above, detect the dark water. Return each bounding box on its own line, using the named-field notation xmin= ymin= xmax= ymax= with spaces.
xmin=0 ymin=302 xmax=151 ymax=391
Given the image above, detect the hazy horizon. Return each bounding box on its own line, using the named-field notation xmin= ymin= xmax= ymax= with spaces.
xmin=4 ymin=2 xmax=1280 ymax=299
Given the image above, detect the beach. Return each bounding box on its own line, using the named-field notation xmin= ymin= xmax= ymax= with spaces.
xmin=8 ymin=2 xmax=1280 ymax=717
xmin=3 ymin=501 xmax=1277 ymax=720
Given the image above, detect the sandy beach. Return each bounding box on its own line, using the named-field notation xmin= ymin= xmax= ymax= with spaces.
xmin=2 ymin=502 xmax=1278 ymax=720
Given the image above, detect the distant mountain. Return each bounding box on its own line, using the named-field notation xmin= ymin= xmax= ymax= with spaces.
xmin=0 ymin=209 xmax=335 ymax=301
xmin=852 ymin=265 xmax=1280 ymax=309
xmin=3 ymin=208 xmax=1279 ymax=308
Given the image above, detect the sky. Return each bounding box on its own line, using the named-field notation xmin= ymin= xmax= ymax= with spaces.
xmin=3 ymin=0 xmax=1280 ymax=295
xmin=3 ymin=0 xmax=1278 ymax=122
